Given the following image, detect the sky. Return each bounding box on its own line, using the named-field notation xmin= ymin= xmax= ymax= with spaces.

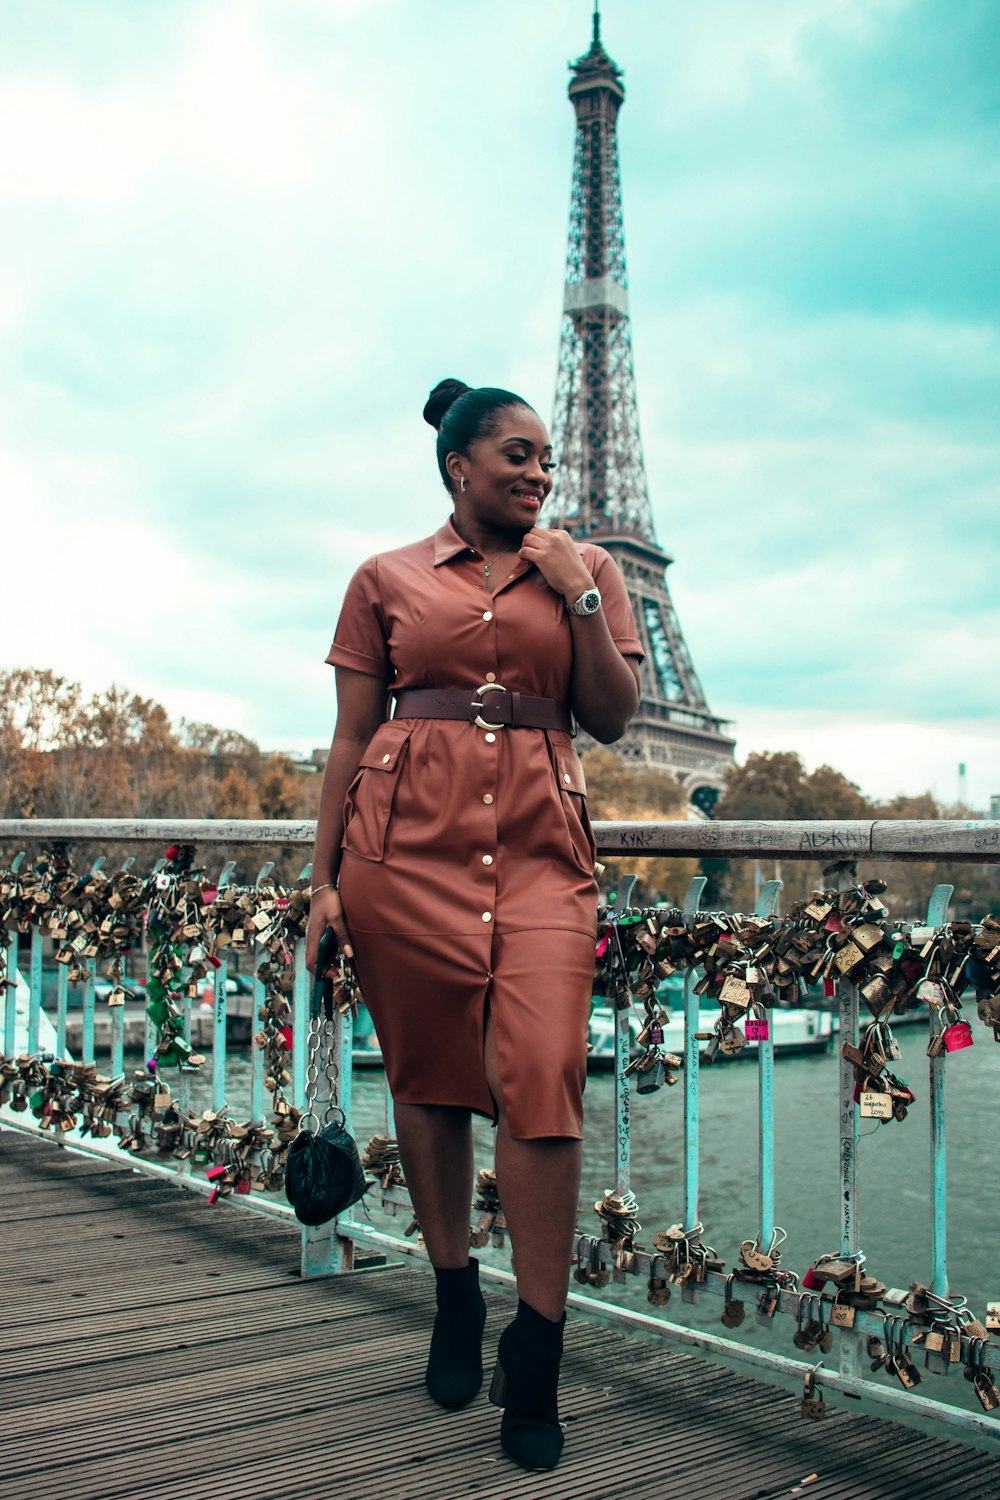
xmin=1 ymin=0 xmax=998 ymax=809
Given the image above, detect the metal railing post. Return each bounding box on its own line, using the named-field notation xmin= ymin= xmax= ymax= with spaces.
xmin=827 ymin=859 xmax=861 ymax=1380
xmin=755 ymin=878 xmax=782 ymax=1251
xmin=249 ymin=862 xmax=274 ymax=1127
xmin=682 ymin=875 xmax=707 ymax=1234
xmin=3 ymin=932 xmax=17 ymax=1056
xmin=56 ymin=962 xmax=69 ymax=1057
xmin=80 ymin=857 xmax=105 ymax=1067
xmin=926 ymin=882 xmax=954 ymax=1299
xmin=211 ymin=862 xmax=236 ymax=1113
xmin=109 ymin=856 xmax=135 ymax=1080
xmin=28 ymin=927 xmax=43 ymax=1054
xmin=614 ymin=985 xmax=631 ymax=1198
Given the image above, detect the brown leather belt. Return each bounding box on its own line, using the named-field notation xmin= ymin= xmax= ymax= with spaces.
xmin=392 ymin=684 xmax=573 ymax=734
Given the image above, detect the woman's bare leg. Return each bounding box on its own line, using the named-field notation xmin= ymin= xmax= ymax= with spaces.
xmin=484 ymin=1016 xmax=581 ymax=1322
xmin=393 ymin=1102 xmax=475 ymax=1268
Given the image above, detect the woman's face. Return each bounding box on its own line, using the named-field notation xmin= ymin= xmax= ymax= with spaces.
xmin=449 ymin=405 xmax=555 ymax=534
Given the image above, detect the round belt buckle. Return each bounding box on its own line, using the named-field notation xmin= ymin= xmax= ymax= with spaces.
xmin=472 ymin=682 xmax=507 ymax=730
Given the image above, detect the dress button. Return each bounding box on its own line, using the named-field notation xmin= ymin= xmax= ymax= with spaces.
xmin=563 ymin=773 xmax=572 ymax=784
xmin=482 ymin=610 xmax=493 ymax=621
xmin=382 ymin=754 xmax=391 ymax=764
xmin=484 ymin=732 xmax=496 ymax=743
xmin=485 ymin=672 xmax=496 ymax=682
xmin=482 ymin=911 xmax=492 ymax=922
xmin=483 ymin=793 xmax=494 ymax=804
xmin=482 ymin=855 xmax=493 ymax=865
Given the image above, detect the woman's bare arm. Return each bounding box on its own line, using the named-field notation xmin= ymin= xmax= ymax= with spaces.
xmin=306 ymin=667 xmax=388 ymax=967
xmin=518 ymin=528 xmax=640 ymax=743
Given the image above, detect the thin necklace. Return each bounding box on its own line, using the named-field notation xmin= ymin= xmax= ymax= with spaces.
xmin=483 ymin=544 xmax=516 ymax=579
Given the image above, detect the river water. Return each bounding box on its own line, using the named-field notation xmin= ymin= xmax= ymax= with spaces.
xmin=163 ymin=1022 xmax=996 ymax=1420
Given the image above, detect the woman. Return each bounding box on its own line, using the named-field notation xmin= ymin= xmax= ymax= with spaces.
xmin=306 ymin=378 xmax=641 ymax=1472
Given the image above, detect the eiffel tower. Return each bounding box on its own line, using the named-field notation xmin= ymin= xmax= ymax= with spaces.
xmin=549 ymin=5 xmax=735 ymax=813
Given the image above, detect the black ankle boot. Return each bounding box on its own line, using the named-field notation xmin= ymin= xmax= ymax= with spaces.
xmin=426 ymin=1260 xmax=487 ymax=1409
xmin=489 ymin=1299 xmax=565 ymax=1471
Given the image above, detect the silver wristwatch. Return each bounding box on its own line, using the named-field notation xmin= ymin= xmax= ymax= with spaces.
xmin=568 ymin=586 xmax=602 ymax=617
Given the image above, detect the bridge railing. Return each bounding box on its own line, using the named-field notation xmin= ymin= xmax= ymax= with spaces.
xmin=2 ymin=816 xmax=1000 ymax=1444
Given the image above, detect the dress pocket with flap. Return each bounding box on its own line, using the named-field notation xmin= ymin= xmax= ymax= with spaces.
xmin=341 ymin=722 xmax=413 ymax=864
xmin=549 ymin=740 xmax=597 ymax=877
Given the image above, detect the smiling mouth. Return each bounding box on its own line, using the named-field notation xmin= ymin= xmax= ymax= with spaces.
xmin=513 ymin=489 xmax=542 ymax=501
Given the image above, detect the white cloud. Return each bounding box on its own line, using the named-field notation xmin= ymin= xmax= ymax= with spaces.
xmin=674 ymin=0 xmax=907 ymax=101
xmin=727 ymin=703 xmax=1000 ymax=810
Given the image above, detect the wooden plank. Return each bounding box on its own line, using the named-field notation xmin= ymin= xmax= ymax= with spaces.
xmin=1 ymin=1132 xmax=999 ymax=1500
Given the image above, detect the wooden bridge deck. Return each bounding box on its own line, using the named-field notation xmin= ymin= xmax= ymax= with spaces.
xmin=2 ymin=1128 xmax=999 ymax=1500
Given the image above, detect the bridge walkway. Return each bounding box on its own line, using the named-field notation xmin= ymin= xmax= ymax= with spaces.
xmin=2 ymin=1128 xmax=998 ymax=1500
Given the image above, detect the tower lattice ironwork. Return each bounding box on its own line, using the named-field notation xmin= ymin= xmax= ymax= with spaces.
xmin=549 ymin=6 xmax=735 ymax=809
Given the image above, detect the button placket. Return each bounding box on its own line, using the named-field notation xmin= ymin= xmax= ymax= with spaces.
xmin=475 ymin=698 xmax=501 ymax=919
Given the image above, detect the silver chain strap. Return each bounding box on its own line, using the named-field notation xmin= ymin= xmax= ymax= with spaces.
xmin=301 ymin=993 xmax=342 ymax=1133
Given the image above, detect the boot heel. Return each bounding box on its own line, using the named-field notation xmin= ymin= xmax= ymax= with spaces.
xmin=488 ymin=1360 xmax=507 ymax=1408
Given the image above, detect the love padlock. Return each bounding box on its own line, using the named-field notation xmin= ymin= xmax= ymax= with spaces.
xmin=942 ymin=1019 xmax=974 ymax=1052
xmin=745 ymin=1019 xmax=769 ymax=1041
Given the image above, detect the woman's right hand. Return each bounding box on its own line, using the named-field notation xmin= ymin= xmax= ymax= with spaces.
xmin=305 ymin=886 xmax=353 ymax=972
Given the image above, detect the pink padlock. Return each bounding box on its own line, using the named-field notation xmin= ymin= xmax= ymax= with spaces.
xmin=802 ymin=1266 xmax=826 ymax=1291
xmin=745 ymin=1020 xmax=769 ymax=1041
xmin=595 ymin=933 xmax=610 ymax=959
xmin=206 ymin=1164 xmax=227 ymax=1182
xmin=207 ymin=1187 xmax=221 ymax=1206
xmin=943 ymin=1020 xmax=974 ymax=1052
xmin=235 ymin=1179 xmax=251 ymax=1195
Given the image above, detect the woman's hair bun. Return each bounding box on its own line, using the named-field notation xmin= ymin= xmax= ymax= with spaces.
xmin=423 ymin=378 xmax=471 ymax=431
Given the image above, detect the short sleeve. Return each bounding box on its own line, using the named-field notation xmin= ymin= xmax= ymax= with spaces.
xmin=588 ymin=547 xmax=644 ymax=660
xmin=325 ymin=557 xmax=392 ymax=679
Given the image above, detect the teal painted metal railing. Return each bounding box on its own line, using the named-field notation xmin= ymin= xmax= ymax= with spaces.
xmin=2 ymin=817 xmax=1000 ymax=1444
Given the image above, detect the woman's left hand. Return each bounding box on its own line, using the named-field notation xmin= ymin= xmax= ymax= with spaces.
xmin=519 ymin=528 xmax=595 ymax=602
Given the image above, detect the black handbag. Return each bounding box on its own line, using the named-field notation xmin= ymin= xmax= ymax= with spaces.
xmin=285 ymin=926 xmax=369 ymax=1227
xmin=285 ymin=1111 xmax=367 ymax=1226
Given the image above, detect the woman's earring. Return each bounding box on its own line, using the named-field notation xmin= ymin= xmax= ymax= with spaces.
xmin=460 ymin=475 xmax=467 ymax=493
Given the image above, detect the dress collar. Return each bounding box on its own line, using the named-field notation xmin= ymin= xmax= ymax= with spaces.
xmin=432 ymin=517 xmax=478 ymax=566
xmin=432 ymin=515 xmax=534 ymax=593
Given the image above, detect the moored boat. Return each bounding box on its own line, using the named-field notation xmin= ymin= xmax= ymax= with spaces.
xmin=586 ymin=1002 xmax=835 ymax=1070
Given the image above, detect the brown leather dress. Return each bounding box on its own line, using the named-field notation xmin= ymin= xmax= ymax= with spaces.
xmin=327 ymin=519 xmax=642 ymax=1139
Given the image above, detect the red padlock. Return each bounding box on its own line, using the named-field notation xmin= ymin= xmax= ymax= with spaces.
xmin=802 ymin=1266 xmax=827 ymax=1291
xmin=943 ymin=1020 xmax=974 ymax=1052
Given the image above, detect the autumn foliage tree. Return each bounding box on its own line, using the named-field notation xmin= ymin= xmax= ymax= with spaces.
xmin=581 ymin=746 xmax=698 ymax=903
xmin=0 ymin=669 xmax=320 ymax=877
xmin=3 ymin=670 xmax=994 ymax=922
xmin=706 ymin=750 xmax=996 ymax=919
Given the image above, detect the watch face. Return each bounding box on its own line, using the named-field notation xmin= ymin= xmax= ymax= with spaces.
xmin=579 ymin=590 xmax=601 ymax=614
